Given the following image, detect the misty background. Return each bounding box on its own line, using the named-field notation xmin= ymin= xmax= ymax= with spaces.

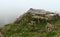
xmin=0 ymin=0 xmax=60 ymax=26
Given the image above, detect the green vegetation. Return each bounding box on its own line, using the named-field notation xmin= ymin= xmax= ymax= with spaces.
xmin=0 ymin=12 xmax=60 ymax=37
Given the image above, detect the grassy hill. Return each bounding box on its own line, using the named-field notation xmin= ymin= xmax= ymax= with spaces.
xmin=0 ymin=12 xmax=60 ymax=37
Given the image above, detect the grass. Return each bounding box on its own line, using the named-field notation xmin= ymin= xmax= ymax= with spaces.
xmin=0 ymin=12 xmax=60 ymax=37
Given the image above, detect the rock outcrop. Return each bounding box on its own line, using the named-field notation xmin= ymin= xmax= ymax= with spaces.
xmin=28 ymin=8 xmax=59 ymax=20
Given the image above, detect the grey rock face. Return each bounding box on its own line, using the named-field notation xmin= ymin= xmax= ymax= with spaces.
xmin=28 ymin=8 xmax=46 ymax=14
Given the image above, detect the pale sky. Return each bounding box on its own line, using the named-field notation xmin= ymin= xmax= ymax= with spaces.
xmin=0 ymin=0 xmax=60 ymax=25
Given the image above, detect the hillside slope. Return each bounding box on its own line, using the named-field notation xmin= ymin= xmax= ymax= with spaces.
xmin=1 ymin=9 xmax=60 ymax=37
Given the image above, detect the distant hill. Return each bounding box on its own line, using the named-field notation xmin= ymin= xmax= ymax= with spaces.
xmin=0 ymin=8 xmax=60 ymax=37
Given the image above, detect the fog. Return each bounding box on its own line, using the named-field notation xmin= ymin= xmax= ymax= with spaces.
xmin=0 ymin=0 xmax=60 ymax=26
